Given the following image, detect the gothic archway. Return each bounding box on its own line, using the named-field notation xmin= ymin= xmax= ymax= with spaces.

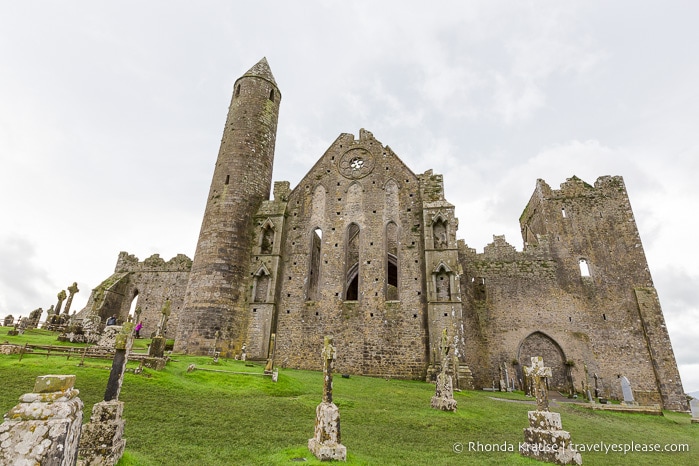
xmin=517 ymin=331 xmax=567 ymax=390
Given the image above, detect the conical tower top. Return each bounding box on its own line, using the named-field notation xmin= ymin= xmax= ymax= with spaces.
xmin=241 ymin=57 xmax=277 ymax=87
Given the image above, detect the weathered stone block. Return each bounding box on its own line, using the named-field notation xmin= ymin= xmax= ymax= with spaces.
xmin=34 ymin=374 xmax=77 ymax=393
xmin=0 ymin=375 xmax=83 ymax=466
xmin=308 ymin=401 xmax=346 ymax=461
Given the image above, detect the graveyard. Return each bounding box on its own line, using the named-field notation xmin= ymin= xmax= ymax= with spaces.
xmin=0 ymin=327 xmax=697 ymax=465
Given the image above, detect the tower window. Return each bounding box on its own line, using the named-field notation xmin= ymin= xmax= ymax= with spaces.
xmin=225 ymin=175 xmax=230 ymax=185
xmin=562 ymin=207 xmax=567 ymax=218
xmin=579 ymin=259 xmax=591 ymax=277
xmin=269 ymin=89 xmax=275 ymax=101
xmin=235 ymin=84 xmax=241 ymax=97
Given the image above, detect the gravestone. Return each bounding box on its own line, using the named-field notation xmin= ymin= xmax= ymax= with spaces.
xmin=64 ymin=282 xmax=80 ymax=315
xmin=78 ymin=322 xmax=134 ymax=465
xmin=55 ymin=289 xmax=67 ymax=315
xmin=149 ymin=300 xmax=171 ymax=358
xmin=431 ymin=328 xmax=457 ymax=412
xmin=521 ymin=357 xmax=582 ymax=465
xmin=264 ymin=333 xmax=276 ymax=374
xmin=3 ymin=314 xmax=14 ymax=327
xmin=0 ymin=375 xmax=83 ymax=465
xmin=690 ymin=398 xmax=698 ymax=424
xmin=308 ymin=335 xmax=347 ymax=461
xmin=619 ymin=376 xmax=637 ymax=406
xmin=27 ymin=307 xmax=43 ymax=328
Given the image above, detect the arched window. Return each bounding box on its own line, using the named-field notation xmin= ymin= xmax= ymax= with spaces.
xmin=345 ymin=223 xmax=360 ymax=300
xmin=307 ymin=228 xmax=322 ymax=301
xmin=579 ymin=259 xmax=591 ymax=277
xmin=386 ymin=222 xmax=399 ymax=300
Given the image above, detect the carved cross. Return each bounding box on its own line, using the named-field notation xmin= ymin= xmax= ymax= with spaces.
xmin=321 ymin=335 xmax=336 ymax=403
xmin=439 ymin=328 xmax=450 ymax=373
xmin=64 ymin=282 xmax=79 ymax=315
xmin=525 ymin=356 xmax=552 ymax=411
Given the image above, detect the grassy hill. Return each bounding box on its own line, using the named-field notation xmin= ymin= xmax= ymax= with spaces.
xmin=1 ymin=327 xmax=697 ymax=465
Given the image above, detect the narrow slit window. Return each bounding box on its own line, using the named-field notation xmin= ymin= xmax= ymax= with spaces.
xmin=562 ymin=207 xmax=567 ymax=218
xmin=307 ymin=228 xmax=322 ymax=301
xmin=579 ymin=259 xmax=591 ymax=277
xmin=269 ymin=89 xmax=275 ymax=101
xmin=345 ymin=223 xmax=360 ymax=300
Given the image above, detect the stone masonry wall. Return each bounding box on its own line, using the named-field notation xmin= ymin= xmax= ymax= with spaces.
xmin=274 ymin=130 xmax=428 ymax=378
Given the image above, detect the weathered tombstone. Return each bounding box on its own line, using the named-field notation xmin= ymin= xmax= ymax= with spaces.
xmin=264 ymin=333 xmax=277 ymax=374
xmin=521 ymin=357 xmax=582 ymax=465
xmin=0 ymin=375 xmax=83 ymax=465
xmin=27 ymin=307 xmax=43 ymax=328
xmin=64 ymin=282 xmax=80 ymax=315
xmin=3 ymin=314 xmax=14 ymax=327
xmin=499 ymin=364 xmax=506 ymax=392
xmin=42 ymin=305 xmax=56 ymax=329
xmin=690 ymin=398 xmax=699 ymax=424
xmin=593 ymin=373 xmax=601 ymax=399
xmin=78 ymin=322 xmax=134 ymax=465
xmin=55 ymin=289 xmax=67 ymax=315
xmin=241 ymin=344 xmax=247 ymax=361
xmin=431 ymin=329 xmax=457 ymax=412
xmin=619 ymin=376 xmax=637 ymax=406
xmin=503 ymin=363 xmax=510 ymax=392
xmin=308 ymin=335 xmax=347 ymax=461
xmin=148 ymin=300 xmax=171 ymax=358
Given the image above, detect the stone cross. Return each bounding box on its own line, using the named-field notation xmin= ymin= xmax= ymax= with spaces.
xmin=104 ymin=322 xmax=135 ymax=402
xmin=439 ymin=328 xmax=450 ymax=373
xmin=155 ymin=299 xmax=171 ymax=337
xmin=264 ymin=333 xmax=276 ymax=374
xmin=63 ymin=282 xmax=79 ymax=315
xmin=54 ymin=289 xmax=67 ymax=315
xmin=524 ymin=356 xmax=552 ymax=412
xmin=322 ymin=335 xmax=336 ymax=403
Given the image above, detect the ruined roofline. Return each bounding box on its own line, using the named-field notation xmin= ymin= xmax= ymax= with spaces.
xmin=115 ymin=251 xmax=192 ymax=273
xmin=285 ymin=128 xmax=419 ymax=201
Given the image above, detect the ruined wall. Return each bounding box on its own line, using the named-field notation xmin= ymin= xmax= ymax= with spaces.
xmin=77 ymin=252 xmax=191 ymax=339
xmin=273 ymin=130 xmax=428 ymax=378
xmin=457 ymin=176 xmax=687 ymax=410
xmin=113 ymin=252 xmax=191 ymax=339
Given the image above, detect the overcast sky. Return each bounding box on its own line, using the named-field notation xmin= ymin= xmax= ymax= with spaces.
xmin=1 ymin=1 xmax=697 ymax=393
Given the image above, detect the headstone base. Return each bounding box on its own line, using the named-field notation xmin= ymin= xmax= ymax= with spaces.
xmin=0 ymin=375 xmax=83 ymax=466
xmin=521 ymin=411 xmax=582 ymax=465
xmin=691 ymin=418 xmax=699 ymax=424
xmin=308 ymin=401 xmax=346 ymax=461
xmin=431 ymin=372 xmax=457 ymax=412
xmin=78 ymin=400 xmax=125 ymax=466
xmin=142 ymin=357 xmax=167 ymax=370
xmin=148 ymin=336 xmax=167 ymax=358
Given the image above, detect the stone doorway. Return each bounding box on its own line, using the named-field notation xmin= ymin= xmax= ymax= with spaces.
xmin=517 ymin=331 xmax=567 ymax=391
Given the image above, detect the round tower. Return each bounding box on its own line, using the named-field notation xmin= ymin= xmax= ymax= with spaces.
xmin=175 ymin=58 xmax=281 ymax=355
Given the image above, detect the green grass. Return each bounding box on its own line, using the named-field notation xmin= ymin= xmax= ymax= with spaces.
xmin=1 ymin=328 xmax=697 ymax=465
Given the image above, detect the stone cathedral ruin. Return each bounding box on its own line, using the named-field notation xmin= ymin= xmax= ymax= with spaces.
xmin=75 ymin=58 xmax=688 ymax=411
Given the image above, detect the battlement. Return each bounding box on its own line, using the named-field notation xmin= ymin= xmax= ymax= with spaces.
xmin=419 ymin=169 xmax=446 ymax=202
xmin=115 ymin=252 xmax=192 ymax=273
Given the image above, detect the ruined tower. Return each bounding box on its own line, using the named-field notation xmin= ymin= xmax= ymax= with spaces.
xmin=175 ymin=58 xmax=281 ymax=355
